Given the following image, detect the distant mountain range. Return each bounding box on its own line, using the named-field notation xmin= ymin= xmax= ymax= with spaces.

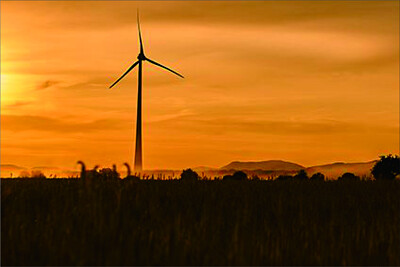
xmin=0 ymin=164 xmax=27 ymax=171
xmin=220 ymin=160 xmax=377 ymax=178
xmin=1 ymin=159 xmax=378 ymax=179
xmin=31 ymin=166 xmax=61 ymax=171
xmin=0 ymin=165 xmax=77 ymax=178
xmin=221 ymin=160 xmax=304 ymax=171
xmin=305 ymin=161 xmax=377 ymax=178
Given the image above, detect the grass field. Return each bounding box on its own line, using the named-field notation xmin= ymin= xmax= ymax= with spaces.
xmin=2 ymin=179 xmax=400 ymax=266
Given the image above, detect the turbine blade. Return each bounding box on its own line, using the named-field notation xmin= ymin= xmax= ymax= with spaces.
xmin=146 ymin=58 xmax=184 ymax=78
xmin=109 ymin=61 xmax=139 ymax=89
xmin=137 ymin=10 xmax=144 ymax=54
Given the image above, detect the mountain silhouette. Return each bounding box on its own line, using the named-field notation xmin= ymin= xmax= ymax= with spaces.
xmin=1 ymin=160 xmax=378 ymax=179
xmin=305 ymin=161 xmax=377 ymax=178
xmin=0 ymin=164 xmax=27 ymax=171
xmin=1 ymin=164 xmax=28 ymax=178
xmin=31 ymin=166 xmax=60 ymax=171
xmin=192 ymin=166 xmax=218 ymax=172
xmin=221 ymin=160 xmax=304 ymax=171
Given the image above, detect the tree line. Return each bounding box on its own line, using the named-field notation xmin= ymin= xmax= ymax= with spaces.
xmin=11 ymin=154 xmax=400 ymax=181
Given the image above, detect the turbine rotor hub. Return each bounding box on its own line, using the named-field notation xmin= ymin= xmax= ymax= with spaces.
xmin=138 ymin=53 xmax=146 ymax=61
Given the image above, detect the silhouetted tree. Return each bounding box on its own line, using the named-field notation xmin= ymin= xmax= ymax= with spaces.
xmin=233 ymin=171 xmax=248 ymax=180
xmin=294 ymin=169 xmax=308 ymax=180
xmin=222 ymin=174 xmax=233 ymax=180
xmin=180 ymin=169 xmax=199 ymax=181
xmin=371 ymin=154 xmax=400 ymax=180
xmin=31 ymin=170 xmax=46 ymax=179
xmin=310 ymin=172 xmax=325 ymax=181
xmin=19 ymin=170 xmax=30 ymax=178
xmin=99 ymin=168 xmax=119 ymax=180
xmin=338 ymin=172 xmax=360 ymax=181
xmin=223 ymin=171 xmax=248 ymax=181
xmin=276 ymin=175 xmax=292 ymax=181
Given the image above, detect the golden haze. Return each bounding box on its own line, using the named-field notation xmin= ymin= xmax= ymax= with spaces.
xmin=1 ymin=1 xmax=399 ymax=170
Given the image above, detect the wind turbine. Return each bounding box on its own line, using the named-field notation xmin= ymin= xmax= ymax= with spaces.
xmin=109 ymin=13 xmax=184 ymax=172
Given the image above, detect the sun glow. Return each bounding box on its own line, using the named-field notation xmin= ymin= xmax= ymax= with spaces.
xmin=1 ymin=72 xmax=11 ymax=89
xmin=0 ymin=1 xmax=398 ymax=170
xmin=0 ymin=72 xmax=33 ymax=110
xmin=1 ymin=73 xmax=12 ymax=105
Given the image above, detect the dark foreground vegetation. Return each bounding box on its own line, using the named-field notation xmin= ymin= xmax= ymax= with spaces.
xmin=2 ymin=179 xmax=400 ymax=266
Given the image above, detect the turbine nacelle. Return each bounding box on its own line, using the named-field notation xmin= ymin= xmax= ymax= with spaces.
xmin=109 ymin=12 xmax=183 ymax=90
xmin=137 ymin=53 xmax=146 ymax=61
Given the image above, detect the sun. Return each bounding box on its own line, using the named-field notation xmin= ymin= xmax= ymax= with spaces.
xmin=0 ymin=72 xmax=18 ymax=107
xmin=1 ymin=73 xmax=10 ymax=98
xmin=1 ymin=72 xmax=8 ymax=84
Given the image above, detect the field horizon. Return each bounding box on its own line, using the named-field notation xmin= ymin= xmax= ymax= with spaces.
xmin=1 ymin=158 xmax=380 ymax=180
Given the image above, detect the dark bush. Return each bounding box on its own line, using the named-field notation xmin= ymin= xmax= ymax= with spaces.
xmin=371 ymin=154 xmax=400 ymax=180
xmin=180 ymin=169 xmax=199 ymax=181
xmin=19 ymin=170 xmax=30 ymax=178
xmin=233 ymin=171 xmax=248 ymax=180
xmin=276 ymin=175 xmax=292 ymax=181
xmin=310 ymin=172 xmax=325 ymax=181
xmin=99 ymin=168 xmax=120 ymax=180
xmin=294 ymin=169 xmax=308 ymax=180
xmin=222 ymin=175 xmax=233 ymax=180
xmin=338 ymin=172 xmax=360 ymax=181
xmin=223 ymin=171 xmax=248 ymax=181
xmin=31 ymin=171 xmax=46 ymax=179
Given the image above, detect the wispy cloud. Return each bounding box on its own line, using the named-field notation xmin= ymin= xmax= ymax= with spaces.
xmin=1 ymin=1 xmax=398 ymax=169
xmin=4 ymin=101 xmax=33 ymax=109
xmin=36 ymin=80 xmax=60 ymax=90
xmin=151 ymin=115 xmax=398 ymax=136
xmin=1 ymin=115 xmax=129 ymax=133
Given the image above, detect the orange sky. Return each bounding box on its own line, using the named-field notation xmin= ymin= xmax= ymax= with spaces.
xmin=1 ymin=1 xmax=399 ymax=170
